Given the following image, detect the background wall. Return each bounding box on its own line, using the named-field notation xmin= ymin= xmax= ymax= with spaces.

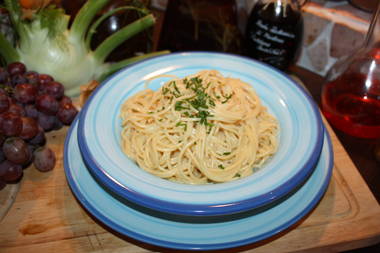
xmin=151 ymin=0 xmax=373 ymax=76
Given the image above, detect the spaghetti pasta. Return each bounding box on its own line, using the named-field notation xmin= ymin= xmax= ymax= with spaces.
xmin=120 ymin=70 xmax=279 ymax=184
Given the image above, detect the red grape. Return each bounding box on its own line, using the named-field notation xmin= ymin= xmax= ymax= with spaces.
xmin=0 ymin=91 xmax=10 ymax=113
xmin=14 ymin=83 xmax=37 ymax=104
xmin=38 ymin=74 xmax=54 ymax=86
xmin=57 ymin=103 xmax=78 ymax=125
xmin=7 ymin=62 xmax=26 ymax=76
xmin=24 ymin=71 xmax=39 ymax=85
xmin=33 ymin=147 xmax=56 ymax=172
xmin=23 ymin=144 xmax=35 ymax=168
xmin=28 ymin=126 xmax=46 ymax=146
xmin=7 ymin=102 xmax=26 ymax=116
xmin=1 ymin=112 xmax=22 ymax=136
xmin=24 ymin=104 xmax=39 ymax=119
xmin=37 ymin=112 xmax=56 ymax=132
xmin=39 ymin=81 xmax=64 ymax=100
xmin=59 ymin=95 xmax=72 ymax=106
xmin=0 ymin=160 xmax=23 ymax=182
xmin=2 ymin=137 xmax=32 ymax=165
xmin=35 ymin=94 xmax=59 ymax=115
xmin=20 ymin=117 xmax=39 ymax=140
xmin=11 ymin=74 xmax=28 ymax=86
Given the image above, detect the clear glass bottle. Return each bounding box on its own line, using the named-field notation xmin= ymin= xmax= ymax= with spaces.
xmin=321 ymin=2 xmax=380 ymax=139
xmin=244 ymin=0 xmax=304 ymax=70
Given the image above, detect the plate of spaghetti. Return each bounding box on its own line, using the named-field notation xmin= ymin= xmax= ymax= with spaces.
xmin=78 ymin=52 xmax=324 ymax=216
xmin=65 ymin=116 xmax=333 ymax=250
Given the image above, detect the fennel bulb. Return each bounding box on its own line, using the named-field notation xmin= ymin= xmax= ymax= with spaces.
xmin=0 ymin=0 xmax=167 ymax=97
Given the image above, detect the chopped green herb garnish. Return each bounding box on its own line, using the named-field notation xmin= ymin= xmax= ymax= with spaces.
xmin=221 ymin=93 xmax=233 ymax=104
xmin=206 ymin=123 xmax=213 ymax=134
xmin=218 ymin=164 xmax=225 ymax=169
xmin=175 ymin=101 xmax=189 ymax=111
xmin=223 ymin=152 xmax=231 ymax=155
xmin=162 ymin=87 xmax=170 ymax=95
xmin=198 ymin=110 xmax=213 ymax=125
xmin=176 ymin=121 xmax=187 ymax=131
xmin=165 ymin=75 xmax=217 ymax=128
xmin=169 ymin=81 xmax=180 ymax=95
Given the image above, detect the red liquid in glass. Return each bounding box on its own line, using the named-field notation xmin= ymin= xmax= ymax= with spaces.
xmin=321 ymin=72 xmax=380 ymax=139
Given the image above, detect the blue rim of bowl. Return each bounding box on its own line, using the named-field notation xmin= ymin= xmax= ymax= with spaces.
xmin=78 ymin=52 xmax=325 ymax=216
xmin=65 ymin=116 xmax=333 ymax=250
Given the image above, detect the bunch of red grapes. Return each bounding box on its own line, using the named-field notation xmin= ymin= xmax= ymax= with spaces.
xmin=0 ymin=62 xmax=78 ymax=191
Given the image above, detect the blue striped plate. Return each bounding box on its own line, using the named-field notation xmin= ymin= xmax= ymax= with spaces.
xmin=77 ymin=52 xmax=324 ymax=216
xmin=65 ymin=116 xmax=333 ymax=250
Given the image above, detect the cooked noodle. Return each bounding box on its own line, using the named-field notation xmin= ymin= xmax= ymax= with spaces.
xmin=120 ymin=70 xmax=279 ymax=184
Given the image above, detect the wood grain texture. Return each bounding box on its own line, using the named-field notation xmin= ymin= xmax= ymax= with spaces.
xmin=0 ymin=120 xmax=379 ymax=253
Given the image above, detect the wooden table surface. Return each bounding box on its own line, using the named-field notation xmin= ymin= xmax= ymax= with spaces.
xmin=0 ymin=66 xmax=380 ymax=253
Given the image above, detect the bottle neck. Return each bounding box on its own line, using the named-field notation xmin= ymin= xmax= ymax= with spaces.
xmin=258 ymin=0 xmax=303 ymax=10
xmin=364 ymin=1 xmax=380 ymax=48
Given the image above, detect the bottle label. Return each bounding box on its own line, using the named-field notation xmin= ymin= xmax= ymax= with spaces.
xmin=251 ymin=19 xmax=296 ymax=56
xmin=248 ymin=18 xmax=297 ymax=66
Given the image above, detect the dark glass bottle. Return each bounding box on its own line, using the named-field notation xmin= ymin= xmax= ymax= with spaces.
xmin=245 ymin=0 xmax=304 ymax=70
xmin=157 ymin=0 xmax=243 ymax=54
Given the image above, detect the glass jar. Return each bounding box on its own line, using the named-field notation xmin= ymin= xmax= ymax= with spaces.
xmin=244 ymin=0 xmax=304 ymax=70
xmin=321 ymin=2 xmax=380 ymax=139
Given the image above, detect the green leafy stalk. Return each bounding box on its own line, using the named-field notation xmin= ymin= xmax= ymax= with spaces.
xmin=70 ymin=0 xmax=109 ymax=41
xmin=0 ymin=32 xmax=19 ymax=63
xmin=85 ymin=6 xmax=148 ymax=49
xmin=93 ymin=14 xmax=155 ymax=62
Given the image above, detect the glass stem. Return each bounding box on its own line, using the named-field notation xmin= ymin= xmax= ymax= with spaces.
xmin=364 ymin=1 xmax=380 ymax=48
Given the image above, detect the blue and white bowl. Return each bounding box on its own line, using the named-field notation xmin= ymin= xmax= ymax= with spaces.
xmin=77 ymin=52 xmax=324 ymax=216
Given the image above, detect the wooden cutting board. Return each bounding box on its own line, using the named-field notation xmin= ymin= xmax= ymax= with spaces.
xmin=0 ymin=119 xmax=379 ymax=253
